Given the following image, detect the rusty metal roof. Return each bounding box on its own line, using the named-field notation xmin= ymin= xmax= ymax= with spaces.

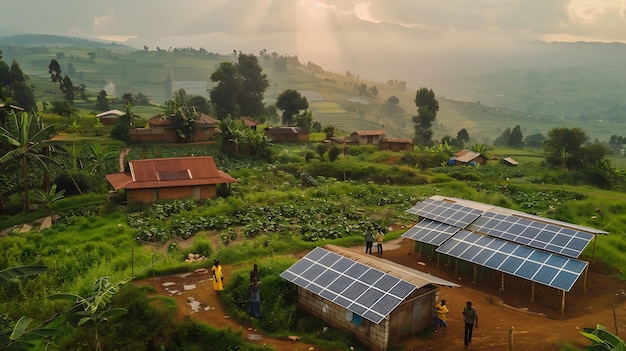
xmin=147 ymin=113 xmax=219 ymax=127
xmin=454 ymin=150 xmax=483 ymax=163
xmin=381 ymin=137 xmax=413 ymax=144
xmin=105 ymin=156 xmax=237 ymax=190
xmin=351 ymin=130 xmax=386 ymax=136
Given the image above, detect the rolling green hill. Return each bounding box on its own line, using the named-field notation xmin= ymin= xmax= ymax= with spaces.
xmin=2 ymin=35 xmax=625 ymax=144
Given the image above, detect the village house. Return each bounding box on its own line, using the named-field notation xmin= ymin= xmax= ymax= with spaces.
xmin=379 ymin=137 xmax=414 ymax=151
xmin=349 ymin=130 xmax=386 ymax=146
xmin=95 ymin=109 xmax=125 ymax=126
xmin=105 ymin=156 xmax=237 ymax=204
xmin=129 ymin=113 xmax=219 ymax=143
xmin=264 ymin=126 xmax=309 ymax=142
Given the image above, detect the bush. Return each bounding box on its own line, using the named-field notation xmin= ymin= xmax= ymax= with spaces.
xmin=55 ymin=171 xmax=97 ymax=195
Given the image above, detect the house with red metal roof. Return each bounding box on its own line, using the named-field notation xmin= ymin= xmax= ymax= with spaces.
xmin=105 ymin=156 xmax=237 ymax=204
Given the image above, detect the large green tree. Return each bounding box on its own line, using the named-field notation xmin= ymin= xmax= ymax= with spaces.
xmin=543 ymin=127 xmax=607 ymax=170
xmin=276 ymin=89 xmax=309 ymax=126
xmin=209 ymin=62 xmax=239 ymax=119
xmin=413 ymin=87 xmax=439 ymax=147
xmin=0 ymin=111 xmax=60 ymax=212
xmin=48 ymin=59 xmax=62 ymax=92
xmin=209 ymin=53 xmax=269 ymax=119
xmin=60 ymin=75 xmax=75 ymax=102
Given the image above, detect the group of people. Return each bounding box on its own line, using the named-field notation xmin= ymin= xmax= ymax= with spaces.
xmin=364 ymin=226 xmax=385 ymax=255
xmin=434 ymin=300 xmax=479 ymax=348
xmin=211 ymin=260 xmax=262 ymax=318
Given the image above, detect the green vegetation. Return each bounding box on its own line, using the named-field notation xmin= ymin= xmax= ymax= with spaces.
xmin=2 ymin=37 xmax=626 ymax=350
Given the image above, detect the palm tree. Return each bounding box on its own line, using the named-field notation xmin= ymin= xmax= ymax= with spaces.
xmin=0 ymin=111 xmax=61 ymax=212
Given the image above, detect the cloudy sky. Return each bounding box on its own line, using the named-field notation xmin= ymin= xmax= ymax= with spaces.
xmin=2 ymin=0 xmax=625 ymax=88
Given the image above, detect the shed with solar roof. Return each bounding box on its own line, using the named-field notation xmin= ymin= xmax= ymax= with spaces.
xmin=401 ymin=195 xmax=607 ymax=317
xmin=280 ymin=244 xmax=458 ymax=350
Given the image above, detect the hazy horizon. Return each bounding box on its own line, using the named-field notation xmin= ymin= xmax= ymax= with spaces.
xmin=3 ymin=1 xmax=626 ymax=98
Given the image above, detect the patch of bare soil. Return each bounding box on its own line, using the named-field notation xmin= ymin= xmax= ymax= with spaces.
xmin=135 ymin=237 xmax=626 ymax=351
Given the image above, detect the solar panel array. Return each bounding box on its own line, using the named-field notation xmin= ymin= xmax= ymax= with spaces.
xmin=406 ymin=198 xmax=483 ymax=227
xmin=402 ymin=197 xmax=600 ymax=291
xmin=467 ymin=212 xmax=595 ymax=258
xmin=279 ymin=247 xmax=417 ymax=324
xmin=401 ymin=219 xmax=460 ymax=246
xmin=436 ymin=231 xmax=587 ymax=291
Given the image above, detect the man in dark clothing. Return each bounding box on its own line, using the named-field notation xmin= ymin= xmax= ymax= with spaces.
xmin=364 ymin=228 xmax=374 ymax=254
xmin=463 ymin=301 xmax=478 ymax=348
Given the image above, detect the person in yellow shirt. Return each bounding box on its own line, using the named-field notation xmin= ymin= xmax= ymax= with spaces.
xmin=212 ymin=260 xmax=224 ymax=295
xmin=375 ymin=228 xmax=384 ymax=255
xmin=434 ymin=299 xmax=449 ymax=332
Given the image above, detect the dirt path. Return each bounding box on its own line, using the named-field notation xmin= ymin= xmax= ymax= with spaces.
xmin=135 ymin=237 xmax=626 ymax=350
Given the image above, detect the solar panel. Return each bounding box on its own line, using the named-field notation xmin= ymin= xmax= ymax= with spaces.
xmin=467 ymin=212 xmax=595 ymax=258
xmin=406 ymin=198 xmax=483 ymax=227
xmin=279 ymin=247 xmax=417 ymax=324
xmin=401 ymin=219 xmax=460 ymax=246
xmin=436 ymin=231 xmax=587 ymax=291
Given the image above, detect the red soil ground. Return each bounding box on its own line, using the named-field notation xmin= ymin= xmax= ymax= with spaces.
xmin=135 ymin=237 xmax=626 ymax=351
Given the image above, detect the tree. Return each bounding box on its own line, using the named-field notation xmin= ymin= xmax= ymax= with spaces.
xmin=294 ymin=110 xmax=313 ymax=130
xmin=413 ymin=87 xmax=439 ymax=147
xmin=48 ymin=59 xmax=62 ymax=92
xmin=95 ymin=90 xmax=110 ymax=111
xmin=276 ymin=89 xmax=309 ymax=126
xmin=493 ymin=128 xmax=512 ymax=147
xmin=387 ymin=96 xmax=399 ymax=105
xmin=188 ymin=95 xmax=210 ymax=114
xmin=209 ymin=62 xmax=239 ymax=119
xmin=60 ymin=75 xmax=75 ymax=102
xmin=209 ymin=53 xmax=269 ymax=119
xmin=544 ymin=127 xmax=590 ymax=170
xmin=0 ymin=111 xmax=60 ymax=212
xmin=509 ymin=125 xmax=524 ymax=148
xmin=50 ymin=100 xmax=76 ymax=117
xmin=237 ymin=53 xmax=269 ymax=117
xmin=524 ymin=133 xmax=545 ymax=148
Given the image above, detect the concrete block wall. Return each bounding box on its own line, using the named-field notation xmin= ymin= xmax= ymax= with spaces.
xmin=298 ymin=287 xmax=389 ymax=351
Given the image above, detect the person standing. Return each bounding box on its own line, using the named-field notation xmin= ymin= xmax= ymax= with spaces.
xmin=434 ymin=299 xmax=449 ymax=332
xmin=248 ymin=278 xmax=261 ymax=318
xmin=365 ymin=228 xmax=374 ymax=254
xmin=463 ymin=301 xmax=478 ymax=348
xmin=250 ymin=263 xmax=261 ymax=283
xmin=212 ymin=260 xmax=224 ymax=295
xmin=375 ymin=228 xmax=384 ymax=255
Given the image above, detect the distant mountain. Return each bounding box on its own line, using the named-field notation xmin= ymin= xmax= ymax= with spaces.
xmin=0 ymin=34 xmax=137 ymax=51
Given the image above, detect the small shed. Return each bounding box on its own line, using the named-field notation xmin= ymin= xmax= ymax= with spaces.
xmin=380 ymin=137 xmax=414 ymax=151
xmin=349 ymin=130 xmax=386 ymax=146
xmin=105 ymin=156 xmax=237 ymax=204
xmin=449 ymin=150 xmax=486 ymax=166
xmin=280 ymin=244 xmax=458 ymax=351
xmin=96 ymin=109 xmax=125 ymax=126
xmin=264 ymin=127 xmax=309 ymax=142
xmin=502 ymin=157 xmax=519 ymax=166
xmin=235 ymin=117 xmax=261 ymax=130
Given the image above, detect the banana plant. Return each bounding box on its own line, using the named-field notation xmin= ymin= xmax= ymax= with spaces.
xmin=48 ymin=277 xmax=129 ymax=351
xmin=580 ymin=324 xmax=626 ymax=350
xmin=29 ymin=184 xmax=65 ymax=224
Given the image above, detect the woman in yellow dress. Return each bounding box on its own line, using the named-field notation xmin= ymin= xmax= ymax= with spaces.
xmin=212 ymin=260 xmax=224 ymax=294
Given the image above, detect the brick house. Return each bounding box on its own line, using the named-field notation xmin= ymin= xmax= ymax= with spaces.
xmin=280 ymin=245 xmax=457 ymax=351
xmin=349 ymin=130 xmax=387 ymax=146
xmin=105 ymin=156 xmax=237 ymax=204
xmin=129 ymin=113 xmax=219 ymax=143
xmin=264 ymin=126 xmax=309 ymax=142
xmin=96 ymin=109 xmax=125 ymax=126
xmin=379 ymin=137 xmax=414 ymax=151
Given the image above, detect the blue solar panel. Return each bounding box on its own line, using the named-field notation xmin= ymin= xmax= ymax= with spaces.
xmin=436 ymin=231 xmax=587 ymax=291
xmin=467 ymin=212 xmax=594 ymax=258
xmin=401 ymin=219 xmax=460 ymax=246
xmin=406 ymin=198 xmax=483 ymax=227
xmin=279 ymin=247 xmax=417 ymax=324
